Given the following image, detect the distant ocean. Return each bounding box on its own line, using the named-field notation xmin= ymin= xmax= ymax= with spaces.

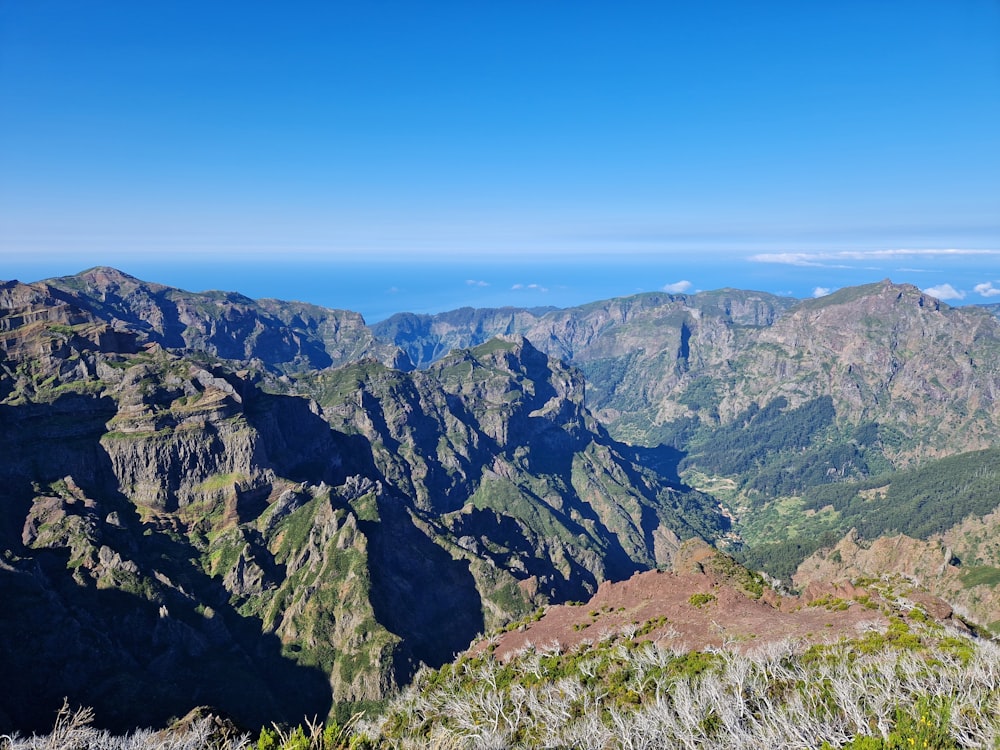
xmin=143 ymin=256 xmax=807 ymax=322
xmin=7 ymin=254 xmax=991 ymax=323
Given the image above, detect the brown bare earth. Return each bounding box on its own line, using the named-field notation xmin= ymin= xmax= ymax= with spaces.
xmin=479 ymin=542 xmax=965 ymax=661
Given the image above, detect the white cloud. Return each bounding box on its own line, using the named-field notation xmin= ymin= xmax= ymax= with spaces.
xmin=974 ymin=282 xmax=1000 ymax=298
xmin=663 ymin=280 xmax=693 ymax=294
xmin=750 ymin=252 xmax=839 ymax=268
xmin=466 ymin=279 xmax=489 ymax=287
xmin=511 ymin=283 xmax=524 ymax=290
xmin=812 ymin=287 xmax=831 ymax=298
xmin=512 ymin=283 xmax=549 ymax=292
xmin=921 ymin=283 xmax=966 ymax=301
xmin=750 ymin=248 xmax=1000 ymax=268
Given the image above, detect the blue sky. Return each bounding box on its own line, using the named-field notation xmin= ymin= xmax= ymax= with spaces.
xmin=1 ymin=1 xmax=998 ymax=320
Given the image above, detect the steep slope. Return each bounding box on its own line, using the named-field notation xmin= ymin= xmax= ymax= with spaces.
xmin=374 ymin=282 xmax=1000 ymax=467
xmin=39 ymin=267 xmax=407 ymax=374
xmin=373 ymin=281 xmax=1000 ymax=607
xmin=0 ymin=276 xmax=723 ymax=733
xmin=717 ymin=282 xmax=1000 ymax=456
xmin=298 ymin=337 xmax=724 ymax=603
xmin=794 ymin=498 xmax=1000 ymax=634
xmin=0 ymin=291 xmax=386 ymax=729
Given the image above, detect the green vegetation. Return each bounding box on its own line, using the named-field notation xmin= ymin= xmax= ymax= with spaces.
xmin=705 ymin=552 xmax=766 ymax=598
xmin=685 ymin=396 xmax=835 ymax=475
xmin=805 ymin=448 xmax=1000 ymax=540
xmin=733 ymin=448 xmax=1000 ymax=582
xmin=673 ymin=394 xmax=890 ymax=504
xmin=807 ymin=594 xmax=851 ymax=611
xmin=676 ymin=375 xmax=721 ymax=415
xmin=735 ymin=530 xmax=843 ymax=583
xmin=294 ymin=360 xmax=395 ymax=409
xmin=193 ymin=472 xmax=249 ymax=494
xmin=687 ymin=592 xmax=717 ymax=608
xmin=961 ymin=565 xmax=1000 ymax=588
xmin=577 ymin=351 xmax=643 ymax=410
xmin=634 ymin=615 xmax=670 ymax=637
xmin=350 ymin=612 xmax=1000 ymax=748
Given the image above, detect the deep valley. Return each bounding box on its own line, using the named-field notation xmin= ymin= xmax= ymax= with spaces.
xmin=2 ymin=268 xmax=999 ymax=746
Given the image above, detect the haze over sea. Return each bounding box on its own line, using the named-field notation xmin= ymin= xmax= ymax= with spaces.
xmin=5 ymin=250 xmax=999 ymax=324
xmin=2 ymin=2 xmax=998 ymax=320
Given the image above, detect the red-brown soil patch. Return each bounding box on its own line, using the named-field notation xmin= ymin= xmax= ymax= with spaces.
xmin=483 ymin=568 xmax=890 ymax=660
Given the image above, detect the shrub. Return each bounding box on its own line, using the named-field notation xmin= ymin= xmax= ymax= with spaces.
xmin=688 ymin=592 xmax=717 ymax=608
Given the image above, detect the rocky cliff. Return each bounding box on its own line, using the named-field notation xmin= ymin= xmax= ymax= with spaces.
xmin=39 ymin=266 xmax=408 ymax=374
xmin=0 ymin=272 xmax=723 ymax=733
xmin=373 ymin=281 xmax=1000 ymax=468
xmin=4 ymin=269 xmax=1000 ymax=734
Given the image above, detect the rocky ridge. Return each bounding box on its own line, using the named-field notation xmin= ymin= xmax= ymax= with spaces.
xmin=4 ymin=268 xmax=1000 ymax=735
xmin=0 ymin=272 xmax=724 ymax=733
xmin=40 ymin=266 xmax=408 ymax=374
xmin=374 ymin=281 xmax=1000 ymax=466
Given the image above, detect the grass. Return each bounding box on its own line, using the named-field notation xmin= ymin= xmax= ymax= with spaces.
xmin=961 ymin=565 xmax=1000 ymax=588
xmin=192 ymin=472 xmax=249 ymax=494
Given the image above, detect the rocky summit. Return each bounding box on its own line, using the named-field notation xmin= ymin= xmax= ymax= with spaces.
xmin=2 ymin=269 xmax=1000 ymax=734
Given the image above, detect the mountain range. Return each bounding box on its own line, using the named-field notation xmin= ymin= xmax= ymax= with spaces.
xmin=2 ymin=267 xmax=999 ymax=733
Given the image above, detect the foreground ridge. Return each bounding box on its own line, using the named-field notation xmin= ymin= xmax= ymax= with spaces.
xmin=366 ymin=611 xmax=998 ymax=749
xmin=11 ymin=613 xmax=998 ymax=750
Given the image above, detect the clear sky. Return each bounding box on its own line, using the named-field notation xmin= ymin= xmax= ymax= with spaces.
xmin=1 ymin=1 xmax=998 ymax=320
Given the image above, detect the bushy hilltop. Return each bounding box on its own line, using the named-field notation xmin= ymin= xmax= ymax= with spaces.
xmin=3 ymin=268 xmax=1000 ymax=737
xmin=356 ymin=552 xmax=997 ymax=750
xmin=367 ymin=611 xmax=1000 ymax=749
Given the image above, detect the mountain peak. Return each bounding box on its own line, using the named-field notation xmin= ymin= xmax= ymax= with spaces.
xmin=80 ymin=265 xmax=136 ymax=279
xmin=50 ymin=266 xmax=165 ymax=297
xmin=796 ymin=278 xmax=944 ymax=313
xmin=77 ymin=266 xmax=144 ymax=284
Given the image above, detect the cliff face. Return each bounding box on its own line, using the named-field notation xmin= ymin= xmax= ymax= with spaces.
xmin=304 ymin=336 xmax=723 ymax=602
xmin=5 ymin=269 xmax=1000 ymax=734
xmin=0 ymin=302 xmax=377 ymax=730
xmin=0 ymin=273 xmax=723 ymax=733
xmin=375 ymin=281 xmax=1000 ymax=466
xmin=39 ymin=266 xmax=407 ymax=374
xmin=795 ymin=502 xmax=1000 ymax=632
xmin=372 ymin=289 xmax=789 ymax=371
xmin=727 ymin=282 xmax=1000 ymax=456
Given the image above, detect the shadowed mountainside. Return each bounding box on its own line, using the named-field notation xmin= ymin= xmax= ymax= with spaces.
xmin=0 ymin=272 xmax=724 ymax=732
xmin=4 ymin=268 xmax=1000 ymax=733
